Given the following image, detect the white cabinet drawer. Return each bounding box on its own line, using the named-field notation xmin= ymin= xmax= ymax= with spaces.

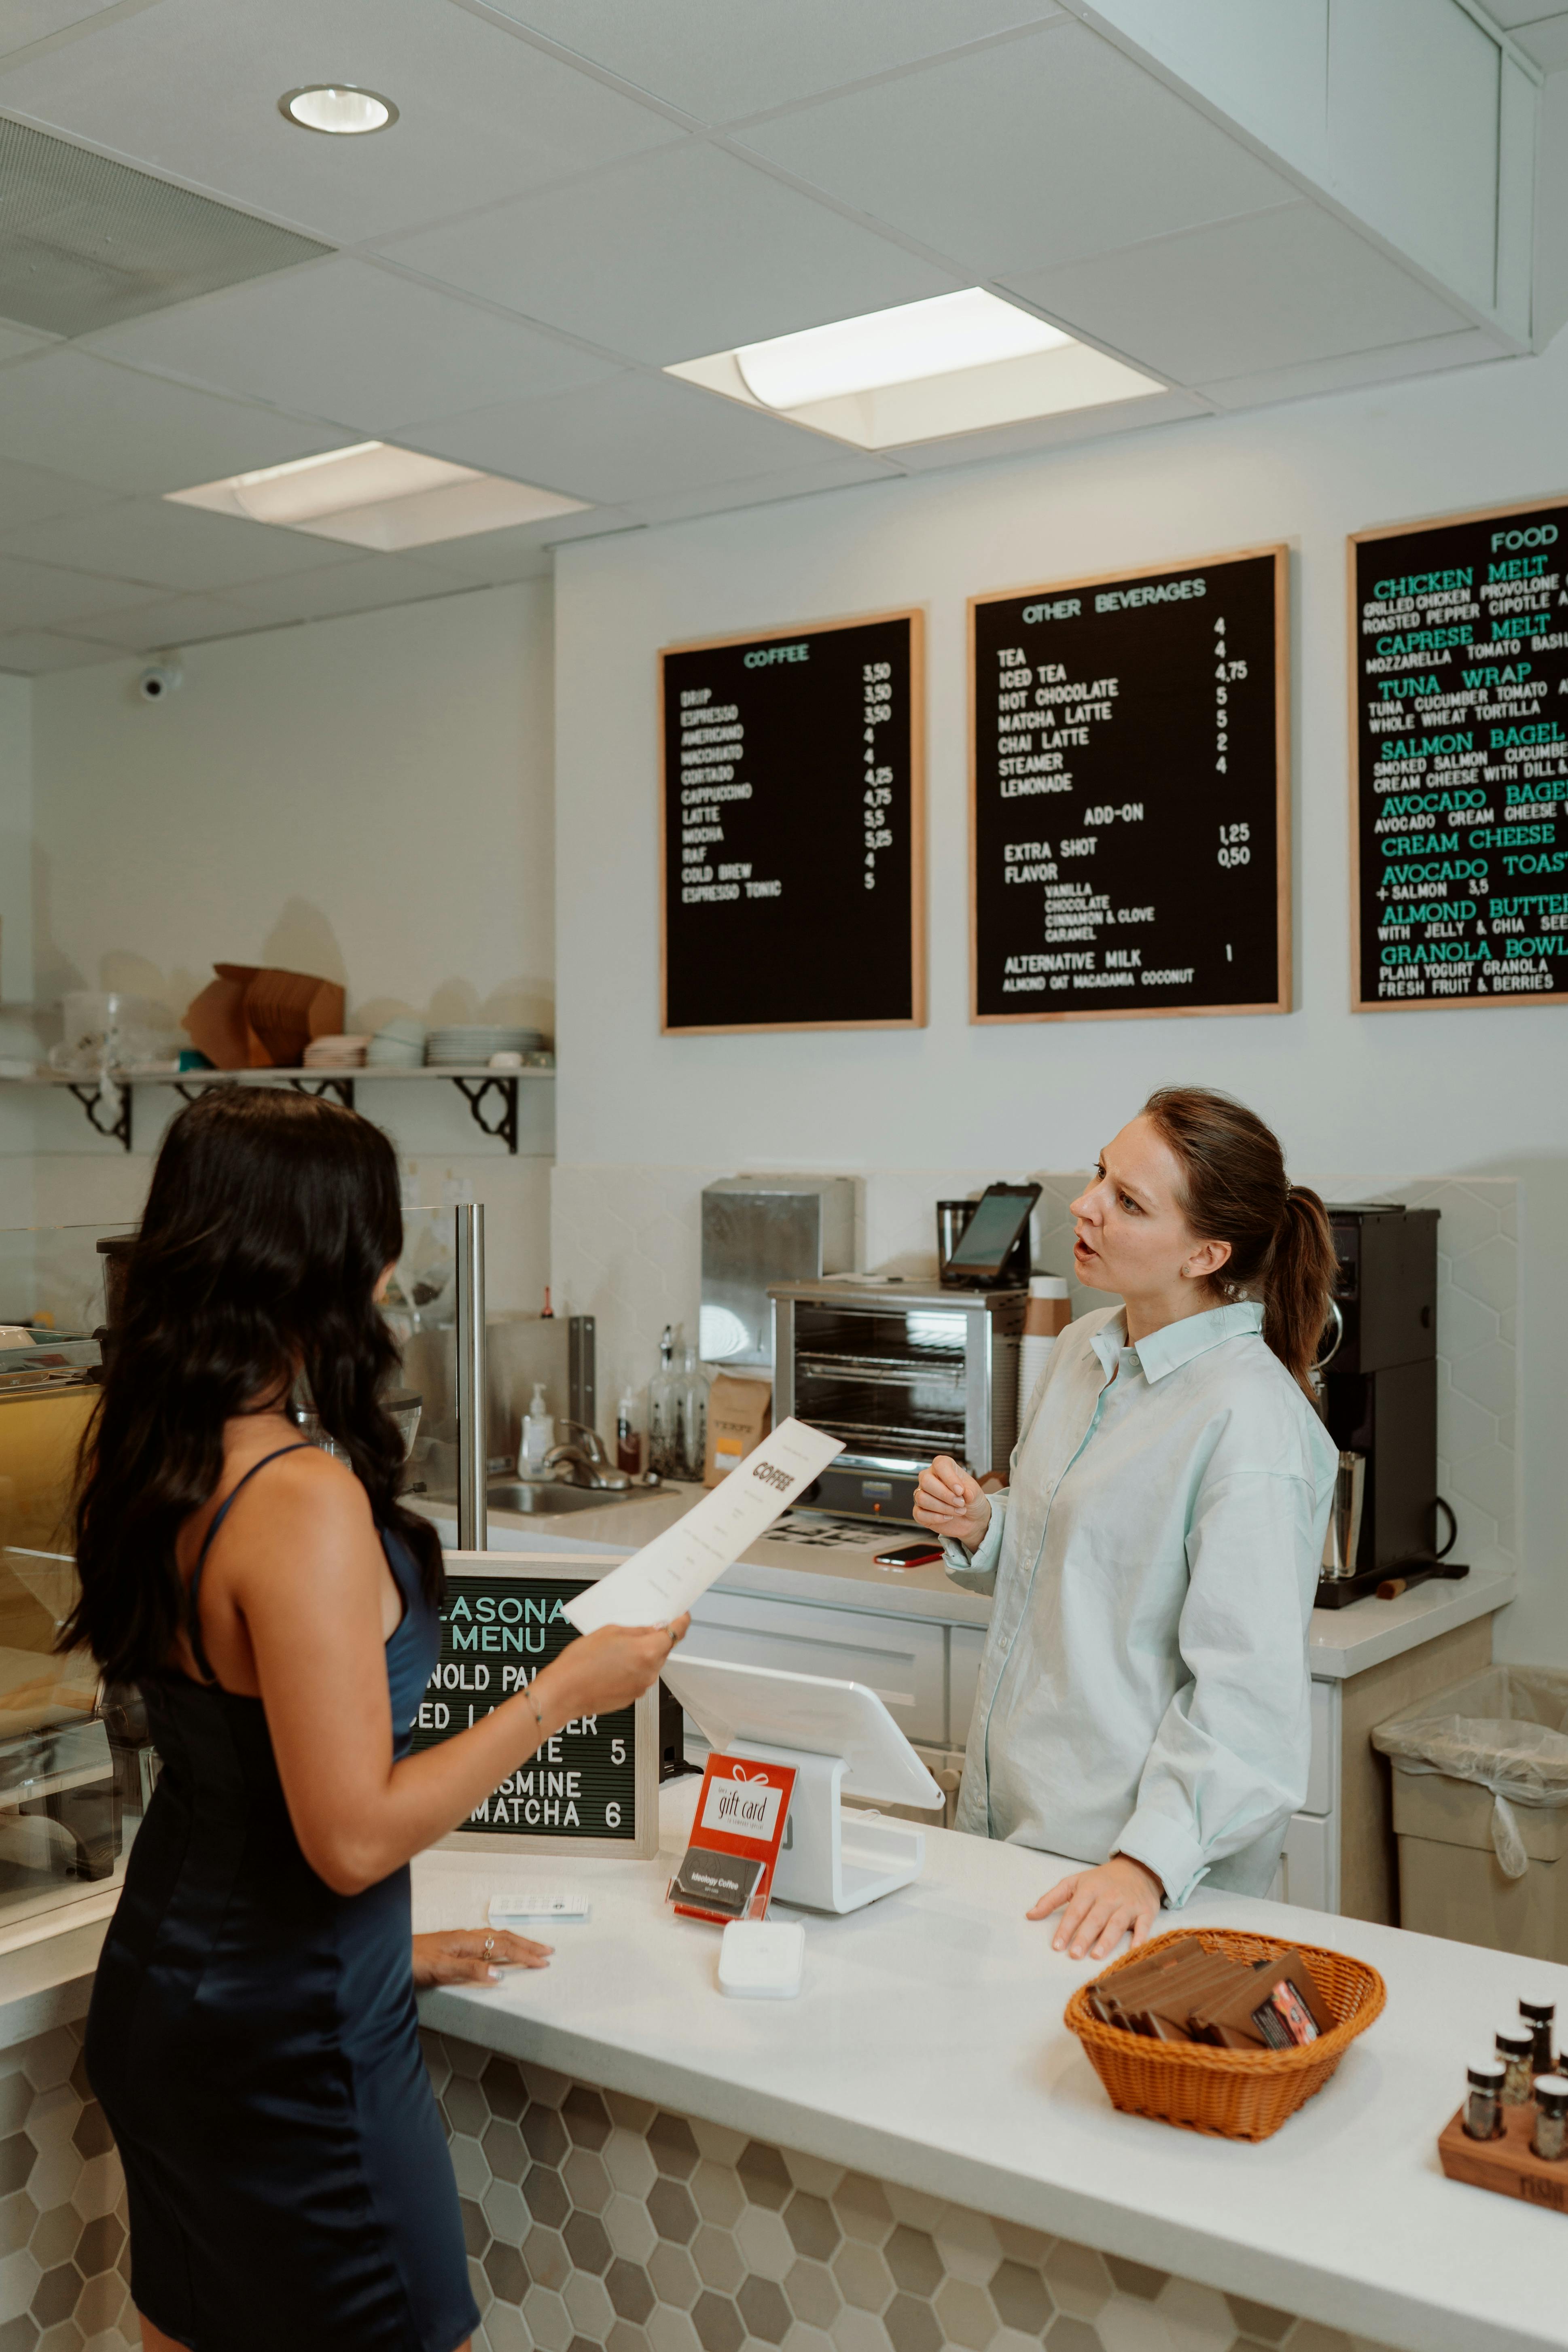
xmin=949 ymin=1626 xmax=987 ymax=1750
xmin=1279 ymin=1812 xmax=1335 ymax=1914
xmin=684 ymin=1593 xmax=947 ymax=1745
xmin=1304 ymin=1678 xmax=1338 ymax=1817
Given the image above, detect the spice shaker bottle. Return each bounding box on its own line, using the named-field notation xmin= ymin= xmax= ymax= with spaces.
xmin=1521 ymin=1998 xmax=1556 ymax=2077
xmin=1534 ymin=2075 xmax=1568 ymax=2161
xmin=1496 ymin=2026 xmax=1535 ymax=2106
xmin=1464 ymin=2059 xmax=1505 ymax=2140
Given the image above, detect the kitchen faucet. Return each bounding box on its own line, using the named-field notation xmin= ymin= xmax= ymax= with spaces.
xmin=540 ymin=1420 xmax=631 ymax=1492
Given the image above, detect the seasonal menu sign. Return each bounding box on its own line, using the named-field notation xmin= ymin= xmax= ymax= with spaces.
xmin=413 ymin=1565 xmax=655 ymax=1855
xmin=660 ymin=609 xmax=925 ymax=1032
xmin=1350 ymin=497 xmax=1568 ymax=1010
xmin=970 ymin=547 xmax=1288 ymax=1021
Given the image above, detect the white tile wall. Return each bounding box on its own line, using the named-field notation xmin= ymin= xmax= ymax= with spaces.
xmin=551 ymin=1166 xmax=1516 ymax=1578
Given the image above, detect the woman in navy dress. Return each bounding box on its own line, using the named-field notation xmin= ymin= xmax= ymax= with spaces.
xmin=66 ymin=1088 xmax=684 ymax=2352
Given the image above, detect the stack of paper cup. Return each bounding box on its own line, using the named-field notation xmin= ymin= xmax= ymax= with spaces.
xmin=1018 ymin=1276 xmax=1071 ymax=1423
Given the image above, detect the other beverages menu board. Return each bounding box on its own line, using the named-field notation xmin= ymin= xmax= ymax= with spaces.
xmin=1350 ymin=498 xmax=1568 ymax=1010
xmin=970 ymin=547 xmax=1288 ymax=1021
xmin=412 ymin=1566 xmax=653 ymax=1853
xmin=660 ymin=609 xmax=925 ymax=1032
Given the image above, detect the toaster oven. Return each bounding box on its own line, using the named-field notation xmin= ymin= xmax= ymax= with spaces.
xmin=769 ymin=1278 xmax=1025 ymax=1522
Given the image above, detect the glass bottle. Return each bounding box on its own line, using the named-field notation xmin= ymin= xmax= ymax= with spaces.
xmin=648 ymin=1327 xmax=680 ymax=1480
xmin=679 ymin=1346 xmax=711 ymax=1481
xmin=1496 ymin=2026 xmax=1535 ymax=2106
xmin=1521 ymin=1998 xmax=1556 ymax=2078
xmin=1464 ymin=2059 xmax=1504 ymax=2140
xmin=1534 ymin=2074 xmax=1568 ymax=2161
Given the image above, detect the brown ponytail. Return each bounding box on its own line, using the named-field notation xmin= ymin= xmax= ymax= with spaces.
xmin=1141 ymin=1087 xmax=1338 ymax=1396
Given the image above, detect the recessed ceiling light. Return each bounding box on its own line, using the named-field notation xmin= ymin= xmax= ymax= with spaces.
xmin=279 ymin=85 xmax=398 ymax=136
xmin=667 ymin=288 xmax=1161 ymax=452
xmin=736 ymin=290 xmax=1072 ymax=409
xmin=165 ymin=442 xmax=588 ymax=552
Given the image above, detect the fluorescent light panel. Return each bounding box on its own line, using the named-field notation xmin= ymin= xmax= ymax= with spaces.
xmin=166 ymin=442 xmax=587 ymax=552
xmin=670 ymin=289 xmax=1161 ymax=451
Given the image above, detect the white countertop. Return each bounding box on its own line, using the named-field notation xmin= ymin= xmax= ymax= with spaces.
xmin=419 ymin=1489 xmax=1516 ymax=1673
xmin=416 ymin=1777 xmax=1567 ymax=2352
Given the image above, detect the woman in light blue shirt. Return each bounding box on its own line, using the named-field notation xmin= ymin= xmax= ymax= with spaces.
xmin=915 ymin=1087 xmax=1339 ymax=1964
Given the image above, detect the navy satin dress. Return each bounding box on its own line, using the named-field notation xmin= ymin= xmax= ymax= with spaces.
xmin=87 ymin=1450 xmax=478 ymax=2352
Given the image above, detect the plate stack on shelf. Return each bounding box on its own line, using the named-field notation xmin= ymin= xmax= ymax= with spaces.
xmin=303 ymin=1034 xmax=370 ymax=1070
xmin=424 ymin=1026 xmax=542 ymax=1066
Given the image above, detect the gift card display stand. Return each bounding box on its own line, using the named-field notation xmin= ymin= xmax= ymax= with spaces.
xmin=663 ymin=1657 xmax=944 ymax=1916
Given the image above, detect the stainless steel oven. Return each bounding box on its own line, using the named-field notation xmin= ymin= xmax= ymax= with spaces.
xmin=769 ymin=1278 xmax=1025 ymax=1522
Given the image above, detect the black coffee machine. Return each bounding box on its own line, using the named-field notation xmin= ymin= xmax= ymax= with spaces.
xmin=1314 ymin=1203 xmax=1463 ymax=1608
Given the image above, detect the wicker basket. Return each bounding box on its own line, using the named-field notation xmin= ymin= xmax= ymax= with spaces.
xmin=1064 ymin=1926 xmax=1386 ymax=2141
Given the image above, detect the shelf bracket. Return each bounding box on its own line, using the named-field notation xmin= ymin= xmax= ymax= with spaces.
xmin=286 ymin=1076 xmax=355 ymax=1111
xmin=66 ymin=1080 xmax=131 ymax=1152
xmin=451 ymin=1074 xmax=518 ymax=1154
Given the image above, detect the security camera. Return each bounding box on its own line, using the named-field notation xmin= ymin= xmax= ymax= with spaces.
xmin=137 ymin=658 xmax=182 ymax=703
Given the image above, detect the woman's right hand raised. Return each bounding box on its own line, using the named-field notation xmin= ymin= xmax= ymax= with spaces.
xmin=912 ymin=1456 xmax=992 ymax=1552
xmin=539 ymin=1616 xmax=690 ymax=1728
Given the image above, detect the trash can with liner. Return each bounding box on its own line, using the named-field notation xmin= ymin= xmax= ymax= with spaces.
xmin=1373 ymin=1667 xmax=1568 ymax=1958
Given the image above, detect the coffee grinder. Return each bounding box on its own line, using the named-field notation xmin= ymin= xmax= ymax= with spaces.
xmin=1314 ymin=1202 xmax=1464 ymax=1608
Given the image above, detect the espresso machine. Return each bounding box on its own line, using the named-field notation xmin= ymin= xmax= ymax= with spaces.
xmin=1314 ymin=1202 xmax=1464 ymax=1608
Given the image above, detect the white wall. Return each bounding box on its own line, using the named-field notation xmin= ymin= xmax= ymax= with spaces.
xmin=553 ymin=335 xmax=1568 ymax=1665
xmin=0 ymin=674 xmax=33 ymax=1170
xmin=8 ymin=582 xmax=557 ymax=1312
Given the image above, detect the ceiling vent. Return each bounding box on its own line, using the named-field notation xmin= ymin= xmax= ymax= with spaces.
xmin=0 ymin=114 xmax=331 ymax=339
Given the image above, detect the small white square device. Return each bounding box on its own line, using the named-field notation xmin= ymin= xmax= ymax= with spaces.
xmin=717 ymin=1919 xmax=805 ymax=1999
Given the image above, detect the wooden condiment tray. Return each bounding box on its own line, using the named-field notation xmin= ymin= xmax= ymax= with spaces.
xmin=1439 ymin=2100 xmax=1568 ymax=2211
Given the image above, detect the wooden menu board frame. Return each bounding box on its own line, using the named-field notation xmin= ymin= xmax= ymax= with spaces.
xmin=1349 ymin=494 xmax=1568 ymax=1014
xmin=658 ymin=606 xmax=926 ymax=1036
xmin=968 ymin=543 xmax=1291 ymax=1024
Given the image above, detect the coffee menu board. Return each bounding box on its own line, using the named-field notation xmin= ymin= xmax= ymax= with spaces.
xmin=660 ymin=609 xmax=925 ymax=1032
xmin=1350 ymin=497 xmax=1568 ymax=1010
xmin=969 ymin=547 xmax=1289 ymax=1021
xmin=413 ymin=1557 xmax=660 ymax=1858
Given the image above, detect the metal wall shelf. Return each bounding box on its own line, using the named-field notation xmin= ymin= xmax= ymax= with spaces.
xmin=2 ymin=1065 xmax=553 ymax=1155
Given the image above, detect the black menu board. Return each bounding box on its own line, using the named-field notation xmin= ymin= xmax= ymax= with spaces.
xmin=969 ymin=547 xmax=1289 ymax=1021
xmin=1350 ymin=497 xmax=1568 ymax=1011
xmin=660 ymin=609 xmax=925 ymax=1032
xmin=413 ymin=1560 xmax=659 ymax=1857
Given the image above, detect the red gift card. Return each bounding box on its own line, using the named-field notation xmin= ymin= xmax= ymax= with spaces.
xmin=669 ymin=1754 xmax=796 ymax=1924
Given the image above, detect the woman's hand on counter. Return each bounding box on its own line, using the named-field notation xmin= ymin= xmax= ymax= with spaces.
xmin=1027 ymin=1854 xmax=1165 ymax=1960
xmin=412 ymin=1928 xmax=553 ymax=1987
xmin=536 ymin=1615 xmax=691 ymax=1735
xmin=912 ymin=1456 xmax=992 ymax=1551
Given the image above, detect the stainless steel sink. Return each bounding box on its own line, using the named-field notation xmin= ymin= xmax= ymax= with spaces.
xmin=487 ymin=1480 xmax=640 ymax=1515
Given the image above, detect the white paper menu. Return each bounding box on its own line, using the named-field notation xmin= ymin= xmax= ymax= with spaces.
xmin=562 ymin=1418 xmax=844 ymax=1634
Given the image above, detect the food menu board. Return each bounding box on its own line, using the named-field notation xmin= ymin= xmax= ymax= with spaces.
xmin=969 ymin=547 xmax=1289 ymax=1021
xmin=1350 ymin=498 xmax=1568 ymax=1010
xmin=660 ymin=609 xmax=925 ymax=1033
xmin=413 ymin=1561 xmax=659 ymax=1857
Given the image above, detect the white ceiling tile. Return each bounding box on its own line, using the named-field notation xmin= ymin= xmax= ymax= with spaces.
xmin=0 ymin=321 xmax=59 ymax=365
xmin=888 ymin=386 xmax=1207 ymax=470
xmin=619 ymin=447 xmax=901 ymax=525
xmin=0 ymin=0 xmax=128 ymax=64
xmin=196 ymin=556 xmax=481 ymax=626
xmin=0 ymin=0 xmax=682 ymax=246
xmin=81 ymin=258 xmax=622 ymax=433
xmin=0 ymin=497 xmax=366 ymax=591
xmin=403 ymin=371 xmax=829 ymax=506
xmin=1003 ymin=203 xmax=1466 ymax=383
xmin=422 ymin=510 xmax=638 ymax=583
xmin=50 ymin=591 xmax=269 ymax=651
xmin=0 ymin=556 xmax=164 ymax=631
xmin=1195 ymin=327 xmax=1510 ymax=410
xmin=0 ymin=455 xmax=121 ymax=533
xmin=1507 ymin=12 xmax=1568 ymax=68
xmin=0 ymin=630 xmax=124 ymax=674
xmin=379 ymin=142 xmax=960 ymax=365
xmin=732 ymin=21 xmax=1297 ymax=278
xmin=480 ymin=0 xmax=1063 ymax=121
xmin=0 ymin=350 xmax=345 ymax=492
xmin=1476 ymin=0 xmax=1564 ymax=28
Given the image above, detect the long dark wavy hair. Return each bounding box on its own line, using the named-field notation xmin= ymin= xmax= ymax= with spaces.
xmin=63 ymin=1086 xmax=443 ymax=1684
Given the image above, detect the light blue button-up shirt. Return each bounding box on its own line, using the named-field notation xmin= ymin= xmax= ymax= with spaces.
xmin=945 ymin=1300 xmax=1337 ymax=1904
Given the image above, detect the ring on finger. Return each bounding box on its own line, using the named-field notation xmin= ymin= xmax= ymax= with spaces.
xmin=483 ymin=1934 xmax=495 ymax=1959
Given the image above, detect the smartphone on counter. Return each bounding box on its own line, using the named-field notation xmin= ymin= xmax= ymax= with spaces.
xmin=873 ymin=1540 xmax=943 ymax=1568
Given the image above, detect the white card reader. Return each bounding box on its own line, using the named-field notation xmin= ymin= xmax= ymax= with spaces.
xmin=718 ymin=1919 xmax=805 ymax=1999
xmin=488 ymin=1888 xmax=591 ymax=1925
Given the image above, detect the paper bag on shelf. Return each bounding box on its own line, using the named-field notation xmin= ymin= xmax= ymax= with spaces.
xmin=704 ymin=1374 xmax=772 ymax=1486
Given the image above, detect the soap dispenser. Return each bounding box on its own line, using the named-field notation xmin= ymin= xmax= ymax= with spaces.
xmin=520 ymin=1382 xmax=554 ymax=1475
xmin=648 ymin=1326 xmax=681 ymax=1480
